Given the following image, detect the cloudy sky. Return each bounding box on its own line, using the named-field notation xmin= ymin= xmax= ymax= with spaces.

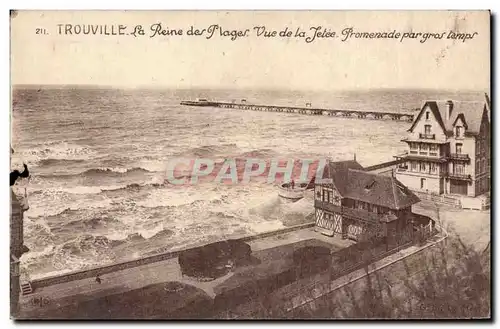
xmin=11 ymin=10 xmax=490 ymax=90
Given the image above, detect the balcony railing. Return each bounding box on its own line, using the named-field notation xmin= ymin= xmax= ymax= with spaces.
xmin=395 ymin=152 xmax=448 ymax=163
xmin=397 ymin=166 xmax=408 ymax=172
xmin=449 ymin=153 xmax=470 ymax=161
xmin=341 ymin=206 xmax=383 ymax=222
xmin=419 ymin=133 xmax=435 ymax=140
xmin=314 ymin=200 xmax=383 ymax=222
xmin=446 ymin=173 xmax=472 ymax=181
xmin=314 ymin=199 xmax=341 ymax=213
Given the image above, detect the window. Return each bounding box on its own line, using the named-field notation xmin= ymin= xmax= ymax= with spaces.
xmin=456 ymin=126 xmax=462 ymax=138
xmin=454 ymin=163 xmax=465 ymax=175
xmin=411 ymin=162 xmax=417 ymax=171
xmin=420 ymin=178 xmax=426 ymax=189
xmin=430 ymin=163 xmax=437 ymax=174
xmin=410 ymin=143 xmax=418 ymax=154
xmin=421 ymin=144 xmax=428 ymax=151
xmin=456 ymin=143 xmax=463 ymax=154
xmin=476 ymin=160 xmax=480 ymax=173
xmin=476 ymin=139 xmax=480 ymax=154
xmin=426 ymin=112 xmax=430 ymax=120
xmin=322 ymin=189 xmax=329 ymax=202
xmin=420 ymin=162 xmax=427 ymax=172
xmin=424 ymin=125 xmax=431 ymax=135
xmin=429 ymin=144 xmax=438 ymax=156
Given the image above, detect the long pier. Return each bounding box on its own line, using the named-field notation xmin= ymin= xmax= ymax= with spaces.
xmin=180 ymin=101 xmax=416 ymax=122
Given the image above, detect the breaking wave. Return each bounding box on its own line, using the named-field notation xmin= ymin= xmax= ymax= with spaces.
xmin=37 ymin=158 xmax=86 ymax=166
xmin=38 ymin=166 xmax=154 ymax=179
xmin=178 ymin=143 xmax=239 ymax=157
xmin=238 ymin=148 xmax=277 ymax=158
xmin=19 ymin=141 xmax=96 ymax=164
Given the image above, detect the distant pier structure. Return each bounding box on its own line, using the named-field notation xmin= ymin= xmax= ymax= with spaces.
xmin=180 ymin=99 xmax=417 ymax=122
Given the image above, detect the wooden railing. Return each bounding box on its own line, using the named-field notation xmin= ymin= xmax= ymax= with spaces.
xmin=314 ymin=200 xmax=382 ymax=222
xmin=341 ymin=206 xmax=383 ymax=222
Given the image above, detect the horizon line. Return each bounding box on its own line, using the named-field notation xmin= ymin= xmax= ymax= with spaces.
xmin=11 ymin=83 xmax=489 ymax=93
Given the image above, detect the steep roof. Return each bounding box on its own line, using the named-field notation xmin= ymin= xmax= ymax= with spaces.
xmin=408 ymin=101 xmax=447 ymax=134
xmin=409 ymin=100 xmax=488 ymax=135
xmin=321 ymin=160 xmax=364 ymax=195
xmin=343 ymin=170 xmax=421 ymax=210
xmin=319 ymin=161 xmax=420 ymax=210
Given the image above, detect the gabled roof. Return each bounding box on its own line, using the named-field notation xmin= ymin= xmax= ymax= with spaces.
xmin=408 ymin=101 xmax=447 ymax=134
xmin=408 ymin=100 xmax=488 ymax=136
xmin=451 ymin=113 xmax=468 ymax=130
xmin=318 ymin=160 xmax=420 ymax=210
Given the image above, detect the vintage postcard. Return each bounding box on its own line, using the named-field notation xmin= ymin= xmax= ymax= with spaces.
xmin=10 ymin=10 xmax=490 ymax=319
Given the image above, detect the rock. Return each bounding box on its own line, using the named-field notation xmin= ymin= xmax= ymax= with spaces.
xmin=178 ymin=239 xmax=252 ymax=280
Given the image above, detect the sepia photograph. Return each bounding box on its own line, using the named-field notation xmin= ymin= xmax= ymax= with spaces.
xmin=9 ymin=10 xmax=491 ymax=319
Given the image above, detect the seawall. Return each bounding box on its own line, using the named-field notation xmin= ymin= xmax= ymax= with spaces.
xmin=29 ymin=222 xmax=316 ymax=290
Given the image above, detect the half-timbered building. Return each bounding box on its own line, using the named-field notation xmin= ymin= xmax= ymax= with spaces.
xmin=314 ymin=160 xmax=420 ymax=241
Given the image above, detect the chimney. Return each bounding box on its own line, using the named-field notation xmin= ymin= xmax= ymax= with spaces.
xmin=445 ymin=100 xmax=453 ymax=121
xmin=353 ymin=153 xmax=356 ymax=161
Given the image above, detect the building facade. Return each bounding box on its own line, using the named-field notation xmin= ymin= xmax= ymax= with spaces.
xmin=314 ymin=160 xmax=421 ymax=242
xmin=395 ymin=100 xmax=490 ymax=197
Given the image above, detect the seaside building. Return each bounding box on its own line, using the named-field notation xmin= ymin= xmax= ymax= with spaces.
xmin=314 ymin=160 xmax=421 ymax=241
xmin=394 ymin=99 xmax=490 ymax=197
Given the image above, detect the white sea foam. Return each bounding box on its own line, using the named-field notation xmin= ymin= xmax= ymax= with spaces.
xmin=16 ymin=141 xmax=96 ymax=165
xmin=137 ymin=224 xmax=166 ymax=239
xmin=135 ymin=187 xmax=225 ymax=208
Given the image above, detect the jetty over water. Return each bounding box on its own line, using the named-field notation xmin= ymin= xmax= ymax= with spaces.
xmin=180 ymin=100 xmax=416 ymax=122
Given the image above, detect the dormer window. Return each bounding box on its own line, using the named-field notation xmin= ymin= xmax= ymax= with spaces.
xmin=456 ymin=126 xmax=463 ymax=138
xmin=364 ymin=180 xmax=376 ymax=191
xmin=425 ymin=112 xmax=430 ymax=120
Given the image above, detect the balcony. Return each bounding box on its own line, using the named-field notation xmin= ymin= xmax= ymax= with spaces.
xmin=446 ymin=173 xmax=472 ymax=181
xmin=341 ymin=206 xmax=384 ymax=223
xmin=449 ymin=153 xmax=470 ymax=162
xmin=394 ymin=152 xmax=448 ymax=163
xmin=397 ymin=165 xmax=408 ymax=172
xmin=419 ymin=133 xmax=435 ymax=140
xmin=314 ymin=200 xmax=383 ymax=223
xmin=314 ymin=199 xmax=341 ymax=213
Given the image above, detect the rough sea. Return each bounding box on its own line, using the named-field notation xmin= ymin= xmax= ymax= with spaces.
xmin=11 ymin=87 xmax=484 ymax=279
